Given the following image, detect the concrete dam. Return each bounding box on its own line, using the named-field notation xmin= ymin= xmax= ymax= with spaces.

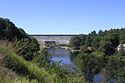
xmin=30 ymin=34 xmax=77 ymax=45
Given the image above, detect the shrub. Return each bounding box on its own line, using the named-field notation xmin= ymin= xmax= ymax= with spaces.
xmin=0 ymin=43 xmax=54 ymax=83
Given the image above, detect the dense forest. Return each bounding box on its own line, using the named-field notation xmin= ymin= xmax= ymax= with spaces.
xmin=70 ymin=28 xmax=125 ymax=82
xmin=0 ymin=17 xmax=85 ymax=83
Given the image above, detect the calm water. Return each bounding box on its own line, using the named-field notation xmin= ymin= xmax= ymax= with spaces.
xmin=47 ymin=47 xmax=72 ymax=64
xmin=47 ymin=47 xmax=113 ymax=83
xmin=47 ymin=47 xmax=76 ymax=71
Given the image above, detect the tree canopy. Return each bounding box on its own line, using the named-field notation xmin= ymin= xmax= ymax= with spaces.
xmin=0 ymin=17 xmax=40 ymax=60
xmin=70 ymin=28 xmax=125 ymax=82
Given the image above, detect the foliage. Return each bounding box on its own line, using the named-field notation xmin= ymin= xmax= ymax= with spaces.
xmin=14 ymin=37 xmax=40 ymax=60
xmin=33 ymin=48 xmax=87 ymax=83
xmin=0 ymin=18 xmax=28 ymax=41
xmin=70 ymin=36 xmax=81 ymax=49
xmin=105 ymin=55 xmax=125 ymax=82
xmin=0 ymin=71 xmax=39 ymax=83
xmin=0 ymin=17 xmax=87 ymax=83
xmin=70 ymin=28 xmax=125 ymax=55
xmin=3 ymin=17 xmax=125 ymax=82
xmin=73 ymin=51 xmax=105 ymax=82
xmin=70 ymin=28 xmax=125 ymax=82
xmin=33 ymin=48 xmax=52 ymax=70
xmin=0 ymin=42 xmax=87 ymax=83
xmin=0 ymin=17 xmax=40 ymax=60
xmin=119 ymin=33 xmax=125 ymax=43
xmin=99 ymin=40 xmax=115 ymax=56
xmin=0 ymin=44 xmax=54 ymax=83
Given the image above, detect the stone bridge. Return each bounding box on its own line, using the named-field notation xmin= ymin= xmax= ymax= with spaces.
xmin=30 ymin=34 xmax=77 ymax=45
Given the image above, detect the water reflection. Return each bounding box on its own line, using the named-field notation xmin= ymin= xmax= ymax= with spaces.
xmin=47 ymin=47 xmax=113 ymax=83
xmin=94 ymin=73 xmax=114 ymax=83
xmin=51 ymin=55 xmax=72 ymax=65
xmin=47 ymin=47 xmax=71 ymax=64
xmin=47 ymin=47 xmax=76 ymax=72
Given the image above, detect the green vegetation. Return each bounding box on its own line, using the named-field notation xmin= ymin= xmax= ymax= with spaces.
xmin=0 ymin=43 xmax=53 ymax=83
xmin=1 ymin=17 xmax=125 ymax=82
xmin=0 ymin=17 xmax=40 ymax=61
xmin=0 ymin=42 xmax=86 ymax=83
xmin=70 ymin=29 xmax=125 ymax=82
xmin=0 ymin=17 xmax=86 ymax=83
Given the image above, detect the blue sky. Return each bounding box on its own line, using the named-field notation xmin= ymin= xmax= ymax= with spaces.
xmin=0 ymin=0 xmax=125 ymax=34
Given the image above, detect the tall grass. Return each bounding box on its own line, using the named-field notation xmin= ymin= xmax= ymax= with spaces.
xmin=0 ymin=41 xmax=87 ymax=83
xmin=0 ymin=42 xmax=55 ymax=83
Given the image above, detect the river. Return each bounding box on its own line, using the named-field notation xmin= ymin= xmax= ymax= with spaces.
xmin=47 ymin=47 xmax=114 ymax=83
xmin=47 ymin=47 xmax=76 ymax=72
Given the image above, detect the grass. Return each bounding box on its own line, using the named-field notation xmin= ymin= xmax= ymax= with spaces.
xmin=0 ymin=41 xmax=55 ymax=83
xmin=0 ymin=41 xmax=87 ymax=83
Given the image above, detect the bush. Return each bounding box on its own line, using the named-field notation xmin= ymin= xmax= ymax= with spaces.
xmin=0 ymin=17 xmax=40 ymax=61
xmin=0 ymin=44 xmax=54 ymax=83
xmin=73 ymin=51 xmax=105 ymax=82
xmin=105 ymin=55 xmax=125 ymax=82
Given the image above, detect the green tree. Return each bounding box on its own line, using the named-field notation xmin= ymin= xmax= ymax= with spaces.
xmin=0 ymin=18 xmax=28 ymax=41
xmin=80 ymin=44 xmax=92 ymax=53
xmin=91 ymin=36 xmax=101 ymax=49
xmin=119 ymin=33 xmax=125 ymax=44
xmin=105 ymin=55 xmax=125 ymax=82
xmin=14 ymin=38 xmax=40 ymax=61
xmin=0 ymin=17 xmax=40 ymax=61
xmin=33 ymin=48 xmax=51 ymax=69
xmin=79 ymin=34 xmax=87 ymax=45
xmin=70 ymin=36 xmax=81 ymax=49
xmin=74 ymin=51 xmax=105 ymax=82
xmin=99 ymin=40 xmax=115 ymax=55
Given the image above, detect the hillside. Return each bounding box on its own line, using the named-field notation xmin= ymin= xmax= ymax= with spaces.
xmin=0 ymin=17 xmax=86 ymax=83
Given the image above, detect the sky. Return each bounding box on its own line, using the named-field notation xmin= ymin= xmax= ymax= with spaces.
xmin=0 ymin=0 xmax=125 ymax=34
